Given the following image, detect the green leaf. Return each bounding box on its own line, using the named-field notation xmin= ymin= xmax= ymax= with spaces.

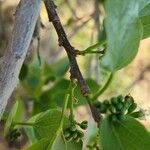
xmin=32 ymin=110 xmax=69 ymax=140
xmin=4 ymin=100 xmax=24 ymax=136
xmin=139 ymin=3 xmax=150 ymax=39
xmin=100 ymin=116 xmax=150 ymax=150
xmin=52 ymin=134 xmax=83 ymax=150
xmin=101 ymin=0 xmax=142 ymax=71
xmin=83 ymin=40 xmax=106 ymax=54
xmin=25 ymin=109 xmax=69 ymax=144
xmin=27 ymin=135 xmax=83 ymax=150
xmin=24 ymin=114 xmax=40 ymax=144
xmin=26 ymin=110 xmax=82 ymax=150
xmin=27 ymin=138 xmax=50 ymax=150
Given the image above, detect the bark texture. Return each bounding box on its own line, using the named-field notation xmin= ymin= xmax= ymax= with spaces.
xmin=0 ymin=0 xmax=41 ymax=119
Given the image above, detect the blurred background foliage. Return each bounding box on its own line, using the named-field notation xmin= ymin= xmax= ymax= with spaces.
xmin=0 ymin=0 xmax=150 ymax=149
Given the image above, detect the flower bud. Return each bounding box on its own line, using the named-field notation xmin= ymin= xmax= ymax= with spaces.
xmin=70 ymin=125 xmax=77 ymax=132
xmin=127 ymin=103 xmax=137 ymax=114
xmin=117 ymin=95 xmax=124 ymax=103
xmin=111 ymin=97 xmax=118 ymax=105
xmin=130 ymin=110 xmax=145 ymax=118
xmin=111 ymin=114 xmax=118 ymax=122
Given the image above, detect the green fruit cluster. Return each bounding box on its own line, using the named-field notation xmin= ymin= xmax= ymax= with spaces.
xmin=6 ymin=128 xmax=21 ymax=143
xmin=63 ymin=120 xmax=88 ymax=142
xmin=93 ymin=95 xmax=145 ymax=122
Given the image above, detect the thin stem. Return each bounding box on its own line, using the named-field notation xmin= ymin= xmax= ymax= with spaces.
xmin=92 ymin=72 xmax=114 ymax=100
xmin=44 ymin=0 xmax=101 ymax=124
xmin=50 ymin=85 xmax=71 ymax=149
xmin=59 ymin=93 xmax=70 ymax=128
xmin=44 ymin=0 xmax=90 ymax=97
xmin=14 ymin=122 xmax=34 ymax=126
xmin=69 ymin=80 xmax=77 ymax=123
xmin=86 ymin=96 xmax=102 ymax=124
xmin=75 ymin=49 xmax=105 ymax=56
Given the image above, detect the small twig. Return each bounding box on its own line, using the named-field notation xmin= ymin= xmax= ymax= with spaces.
xmin=69 ymin=80 xmax=77 ymax=122
xmin=44 ymin=0 xmax=90 ymax=96
xmin=44 ymin=0 xmax=101 ymax=124
xmin=75 ymin=49 xmax=105 ymax=56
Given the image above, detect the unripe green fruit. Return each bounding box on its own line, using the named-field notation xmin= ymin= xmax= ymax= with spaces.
xmin=127 ymin=103 xmax=137 ymax=114
xmin=117 ymin=95 xmax=124 ymax=103
xmin=99 ymin=104 xmax=107 ymax=113
xmin=111 ymin=97 xmax=118 ymax=105
xmin=72 ymin=132 xmax=78 ymax=139
xmin=125 ymin=95 xmax=134 ymax=104
xmin=13 ymin=132 xmax=21 ymax=139
xmin=77 ymin=130 xmax=84 ymax=138
xmin=120 ymin=107 xmax=127 ymax=115
xmin=111 ymin=114 xmax=118 ymax=122
xmin=103 ymin=100 xmax=110 ymax=106
xmin=130 ymin=110 xmax=145 ymax=118
xmin=81 ymin=120 xmax=88 ymax=125
xmin=10 ymin=129 xmax=18 ymax=137
xmin=65 ymin=136 xmax=73 ymax=142
xmin=117 ymin=114 xmax=126 ymax=121
xmin=116 ymin=103 xmax=123 ymax=110
xmin=70 ymin=125 xmax=77 ymax=132
xmin=80 ymin=123 xmax=88 ymax=130
xmin=123 ymin=101 xmax=131 ymax=109
xmin=75 ymin=137 xmax=81 ymax=143
xmin=80 ymin=120 xmax=88 ymax=129
xmin=109 ymin=105 xmax=116 ymax=113
xmin=63 ymin=130 xmax=70 ymax=138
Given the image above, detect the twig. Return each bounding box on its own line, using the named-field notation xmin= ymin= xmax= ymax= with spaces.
xmin=44 ymin=0 xmax=90 ymax=96
xmin=44 ymin=0 xmax=101 ymax=123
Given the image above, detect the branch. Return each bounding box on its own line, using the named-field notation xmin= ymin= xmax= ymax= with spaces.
xmin=44 ymin=0 xmax=101 ymax=123
xmin=0 ymin=0 xmax=41 ymax=120
xmin=44 ymin=0 xmax=90 ymax=96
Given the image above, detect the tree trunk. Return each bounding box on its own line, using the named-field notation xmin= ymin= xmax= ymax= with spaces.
xmin=0 ymin=0 xmax=41 ymax=120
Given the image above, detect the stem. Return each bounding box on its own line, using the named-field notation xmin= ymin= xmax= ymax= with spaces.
xmin=50 ymin=85 xmax=71 ymax=149
xmin=92 ymin=72 xmax=113 ymax=100
xmin=69 ymin=80 xmax=77 ymax=123
xmin=86 ymin=96 xmax=102 ymax=124
xmin=44 ymin=0 xmax=101 ymax=124
xmin=59 ymin=93 xmax=70 ymax=128
xmin=14 ymin=122 xmax=34 ymax=126
xmin=44 ymin=0 xmax=90 ymax=97
xmin=75 ymin=49 xmax=105 ymax=56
